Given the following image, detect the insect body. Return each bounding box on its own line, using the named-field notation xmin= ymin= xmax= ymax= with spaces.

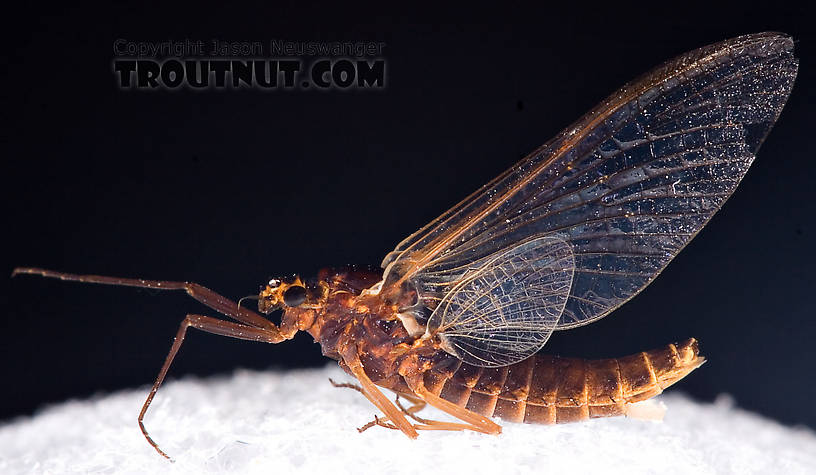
xmin=284 ymin=266 xmax=705 ymax=426
xmin=14 ymin=32 xmax=798 ymax=458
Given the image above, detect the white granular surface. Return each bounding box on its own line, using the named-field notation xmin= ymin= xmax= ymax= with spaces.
xmin=1 ymin=366 xmax=814 ymax=474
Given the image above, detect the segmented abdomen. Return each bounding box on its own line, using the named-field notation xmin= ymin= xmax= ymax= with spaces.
xmin=422 ymin=338 xmax=704 ymax=424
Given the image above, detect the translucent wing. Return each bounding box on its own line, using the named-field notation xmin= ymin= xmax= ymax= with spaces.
xmin=381 ymin=33 xmax=798 ymax=334
xmin=427 ymin=235 xmax=574 ymax=367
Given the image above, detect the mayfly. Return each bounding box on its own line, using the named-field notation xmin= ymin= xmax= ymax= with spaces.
xmin=14 ymin=32 xmax=798 ymax=459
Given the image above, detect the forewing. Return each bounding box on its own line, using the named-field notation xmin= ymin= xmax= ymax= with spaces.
xmin=382 ymin=33 xmax=798 ymax=330
xmin=427 ymin=235 xmax=574 ymax=367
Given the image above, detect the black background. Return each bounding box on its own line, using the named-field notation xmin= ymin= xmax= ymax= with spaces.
xmin=3 ymin=4 xmax=815 ymax=429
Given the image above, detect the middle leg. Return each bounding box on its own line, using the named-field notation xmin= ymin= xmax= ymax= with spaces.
xmin=339 ymin=344 xmax=418 ymax=439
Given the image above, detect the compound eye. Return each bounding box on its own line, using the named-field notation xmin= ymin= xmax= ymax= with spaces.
xmin=283 ymin=286 xmax=307 ymax=307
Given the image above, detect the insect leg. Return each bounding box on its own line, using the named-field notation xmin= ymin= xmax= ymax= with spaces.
xmin=12 ymin=267 xmax=279 ymax=331
xmin=339 ymin=344 xmax=419 ymax=439
xmin=329 ymin=380 xmax=427 ymax=420
xmin=328 ymin=378 xmax=364 ymax=393
xmin=329 ymin=381 xmax=420 ymax=431
xmin=328 ymin=378 xmax=392 ymax=431
xmin=140 ymin=313 xmax=287 ymax=460
xmin=394 ymin=395 xmax=430 ymax=424
xmin=357 ymin=415 xmax=400 ymax=433
xmin=375 ymin=395 xmax=486 ymax=432
xmin=396 ymin=395 xmax=488 ymax=431
xmin=330 ymin=375 xmax=476 ymax=433
xmin=411 ymin=422 xmax=475 ymax=431
xmin=401 ymin=370 xmax=502 ymax=435
xmin=330 ymin=382 xmax=430 ymax=431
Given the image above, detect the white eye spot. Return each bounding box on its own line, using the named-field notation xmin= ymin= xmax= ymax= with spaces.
xmin=268 ymin=279 xmax=281 ymax=287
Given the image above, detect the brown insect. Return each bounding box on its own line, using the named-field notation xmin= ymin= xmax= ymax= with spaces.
xmin=13 ymin=32 xmax=797 ymax=459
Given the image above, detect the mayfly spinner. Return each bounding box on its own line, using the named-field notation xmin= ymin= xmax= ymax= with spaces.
xmin=14 ymin=33 xmax=798 ymax=459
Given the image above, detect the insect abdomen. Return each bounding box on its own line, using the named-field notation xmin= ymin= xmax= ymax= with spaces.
xmin=426 ymin=338 xmax=704 ymax=424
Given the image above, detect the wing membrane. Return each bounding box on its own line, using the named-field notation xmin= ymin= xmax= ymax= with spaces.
xmin=428 ymin=235 xmax=574 ymax=367
xmin=381 ymin=33 xmax=797 ymax=332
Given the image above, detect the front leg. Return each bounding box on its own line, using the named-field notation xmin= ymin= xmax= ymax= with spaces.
xmin=143 ymin=313 xmax=289 ymax=459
